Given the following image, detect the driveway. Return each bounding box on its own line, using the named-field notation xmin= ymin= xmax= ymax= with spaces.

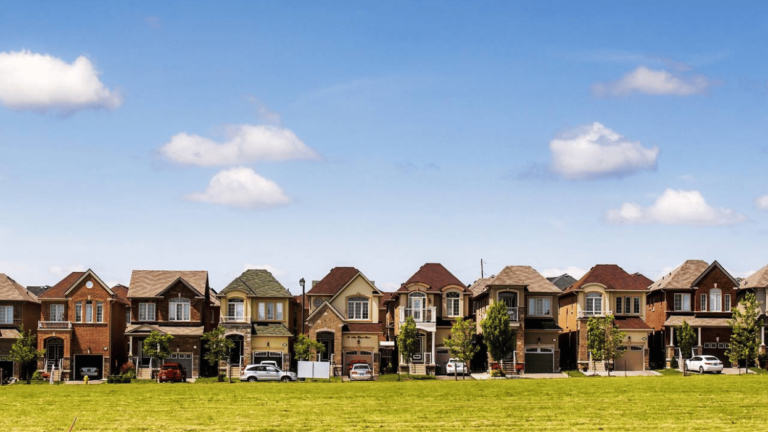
xmin=587 ymin=370 xmax=661 ymax=377
xmin=520 ymin=373 xmax=568 ymax=379
xmin=684 ymin=367 xmax=752 ymax=375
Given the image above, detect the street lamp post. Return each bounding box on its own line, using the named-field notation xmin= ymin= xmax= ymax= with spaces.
xmin=300 ymin=278 xmax=306 ymax=335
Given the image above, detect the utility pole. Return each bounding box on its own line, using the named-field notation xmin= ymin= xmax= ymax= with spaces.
xmin=481 ymin=259 xmax=484 ymax=278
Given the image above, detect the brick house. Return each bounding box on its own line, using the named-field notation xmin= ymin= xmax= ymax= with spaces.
xmin=392 ymin=263 xmax=471 ymax=375
xmin=217 ymin=269 xmax=294 ymax=373
xmin=472 ymin=266 xmax=562 ymax=374
xmin=304 ymin=267 xmax=385 ymax=376
xmin=0 ymin=274 xmax=40 ymax=380
xmin=646 ymin=260 xmax=740 ymax=368
xmin=558 ymin=265 xmax=653 ymax=372
xmin=738 ymin=264 xmax=768 ymax=353
xmin=36 ymin=270 xmax=129 ymax=381
xmin=125 ymin=271 xmax=213 ymax=379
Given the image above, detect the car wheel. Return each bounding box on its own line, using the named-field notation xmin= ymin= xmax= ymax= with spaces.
xmin=281 ymin=376 xmax=290 ymax=382
xmin=716 ymin=371 xmax=722 ymax=374
xmin=247 ymin=376 xmax=257 ymax=382
xmin=699 ymin=366 xmax=704 ymax=374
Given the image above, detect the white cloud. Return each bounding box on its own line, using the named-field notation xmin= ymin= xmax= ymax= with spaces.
xmin=606 ymin=189 xmax=746 ymax=226
xmin=244 ymin=263 xmax=286 ymax=277
xmin=159 ymin=124 xmax=318 ymax=167
xmin=549 ymin=122 xmax=659 ymax=180
xmin=0 ymin=50 xmax=122 ymax=113
xmin=592 ymin=66 xmax=712 ymax=97
xmin=756 ymin=195 xmax=768 ymax=210
xmin=185 ymin=167 xmax=291 ymax=210
xmin=50 ymin=264 xmax=86 ymax=278
xmin=540 ymin=266 xmax=588 ymax=279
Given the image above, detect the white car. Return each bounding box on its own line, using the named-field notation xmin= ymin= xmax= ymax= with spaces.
xmin=240 ymin=364 xmax=298 ymax=382
xmin=445 ymin=358 xmax=467 ymax=376
xmin=80 ymin=367 xmax=99 ymax=378
xmin=349 ymin=363 xmax=374 ymax=381
xmin=685 ymin=355 xmax=723 ymax=374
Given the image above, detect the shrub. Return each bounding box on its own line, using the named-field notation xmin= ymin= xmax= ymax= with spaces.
xmin=122 ymin=369 xmax=136 ymax=380
xmin=31 ymin=370 xmax=43 ymax=381
xmin=671 ymin=357 xmax=679 ymax=370
xmin=120 ymin=361 xmax=136 ymax=375
xmin=490 ymin=369 xmax=505 ymax=378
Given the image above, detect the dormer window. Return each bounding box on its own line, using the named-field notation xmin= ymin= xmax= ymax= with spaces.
xmin=169 ymin=298 xmax=190 ymax=321
xmin=348 ymin=297 xmax=369 ymax=320
xmin=228 ymin=298 xmax=244 ymax=319
xmin=446 ymin=292 xmax=461 ymax=317
xmin=585 ymin=293 xmax=602 ymax=315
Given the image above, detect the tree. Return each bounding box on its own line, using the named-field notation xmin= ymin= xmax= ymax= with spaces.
xmin=586 ymin=316 xmax=605 ymax=373
xmin=728 ymin=292 xmax=761 ymax=375
xmin=294 ymin=334 xmax=326 ymax=361
xmin=143 ymin=331 xmax=173 ymax=383
xmin=601 ymin=315 xmax=627 ymax=376
xmin=10 ymin=326 xmax=45 ymax=384
xmin=397 ymin=316 xmax=419 ymax=378
xmin=202 ymin=326 xmax=235 ymax=381
xmin=444 ymin=317 xmax=479 ymax=380
xmin=676 ymin=320 xmax=696 ymax=375
xmin=481 ymin=300 xmax=515 ymax=371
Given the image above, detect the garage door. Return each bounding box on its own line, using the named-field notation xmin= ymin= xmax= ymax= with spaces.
xmin=703 ymin=342 xmax=731 ymax=367
xmin=524 ymin=348 xmax=554 ymax=373
xmin=253 ymin=351 xmax=283 ymax=369
xmin=74 ymin=355 xmax=103 ymax=380
xmin=344 ymin=351 xmax=374 ymax=375
xmin=168 ymin=353 xmax=193 ymax=377
xmin=0 ymin=361 xmax=13 ymax=380
xmin=615 ymin=346 xmax=644 ymax=371
xmin=436 ymin=348 xmax=451 ymax=375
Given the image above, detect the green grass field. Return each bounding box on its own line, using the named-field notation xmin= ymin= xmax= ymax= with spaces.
xmin=2 ymin=374 xmax=767 ymax=431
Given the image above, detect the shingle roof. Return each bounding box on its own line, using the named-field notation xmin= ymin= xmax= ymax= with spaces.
xmin=469 ymin=277 xmax=492 ymax=298
xmin=125 ymin=324 xmax=205 ymax=336
xmin=649 ymin=260 xmax=710 ymax=291
xmin=128 ymin=271 xmax=207 ymax=298
xmin=614 ymin=317 xmax=652 ymax=331
xmin=252 ymin=323 xmax=292 ymax=337
xmin=39 ymin=272 xmax=85 ymax=299
xmin=344 ymin=323 xmax=383 ymax=333
xmin=112 ymin=284 xmax=131 ymax=306
xmin=220 ymin=269 xmax=293 ymax=298
xmin=26 ymin=286 xmax=51 ymax=297
xmin=547 ymin=274 xmax=578 ymax=291
xmin=307 ymin=267 xmax=362 ymax=296
xmin=563 ymin=265 xmax=652 ymax=294
xmin=0 ymin=274 xmax=38 ymax=303
xmin=488 ymin=266 xmax=561 ymax=294
xmin=663 ymin=316 xmax=730 ymax=328
xmin=740 ymin=264 xmax=768 ymax=289
xmin=398 ymin=263 xmax=466 ymax=293
xmin=0 ymin=328 xmax=20 ymax=339
xmin=379 ymin=292 xmax=396 ymax=308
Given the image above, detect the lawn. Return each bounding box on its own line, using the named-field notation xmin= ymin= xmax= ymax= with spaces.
xmin=2 ymin=375 xmax=768 ymax=431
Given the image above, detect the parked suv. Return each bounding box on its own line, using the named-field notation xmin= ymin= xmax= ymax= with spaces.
xmin=158 ymin=363 xmax=187 ymax=383
xmin=685 ymin=356 xmax=723 ymax=374
xmin=240 ymin=364 xmax=297 ymax=382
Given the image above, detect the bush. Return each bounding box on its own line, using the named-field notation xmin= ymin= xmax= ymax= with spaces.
xmin=671 ymin=357 xmax=679 ymax=369
xmin=31 ymin=370 xmax=44 ymax=381
xmin=490 ymin=369 xmax=505 ymax=378
xmin=120 ymin=361 xmax=136 ymax=375
xmin=122 ymin=369 xmax=136 ymax=380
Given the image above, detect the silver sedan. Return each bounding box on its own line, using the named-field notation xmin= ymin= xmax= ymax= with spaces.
xmin=349 ymin=364 xmax=374 ymax=381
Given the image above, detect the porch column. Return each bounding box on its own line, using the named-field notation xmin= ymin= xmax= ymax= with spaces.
xmin=697 ymin=327 xmax=701 ymax=347
xmin=669 ymin=326 xmax=674 ymax=345
xmin=762 ymin=326 xmax=765 ymax=346
xmin=129 ymin=336 xmax=133 ymax=356
xmin=431 ymin=331 xmax=436 ymax=365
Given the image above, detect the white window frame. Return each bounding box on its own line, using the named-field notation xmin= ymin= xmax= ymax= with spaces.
xmin=724 ymin=294 xmax=731 ymax=312
xmin=0 ymin=306 xmax=12 ymax=324
xmin=138 ymin=303 xmax=156 ymax=321
xmin=700 ymin=294 xmax=707 ymax=312
xmin=709 ymin=289 xmax=722 ymax=312
xmin=75 ymin=302 xmax=82 ymax=322
xmin=169 ymin=298 xmax=190 ymax=321
xmin=674 ymin=293 xmax=691 ymax=312
xmin=633 ymin=297 xmax=640 ymax=314
xmin=228 ymin=298 xmax=244 ymax=319
xmin=615 ymin=297 xmax=622 ymax=315
xmin=347 ymin=297 xmax=369 ymax=320
xmin=96 ymin=302 xmax=103 ymax=323
xmin=267 ymin=302 xmax=274 ymax=320
xmin=446 ymin=292 xmax=461 ymax=317
xmin=624 ymin=296 xmax=631 ymax=314
xmin=276 ymin=302 xmax=283 ymax=320
xmin=85 ymin=301 xmax=93 ymax=323
xmin=528 ymin=297 xmax=551 ymax=317
xmin=126 ymin=309 xmax=131 ymax=324
xmin=50 ymin=304 xmax=64 ymax=322
xmin=585 ymin=293 xmax=602 ymax=315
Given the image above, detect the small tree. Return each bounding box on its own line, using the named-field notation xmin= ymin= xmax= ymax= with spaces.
xmin=676 ymin=320 xmax=696 ymax=375
xmin=444 ymin=317 xmax=479 ymax=380
xmin=294 ymin=334 xmax=326 ymax=361
xmin=602 ymin=315 xmax=627 ymax=376
xmin=481 ymin=300 xmax=515 ymax=371
xmin=143 ymin=331 xmax=173 ymax=383
xmin=587 ymin=316 xmax=605 ymax=373
xmin=10 ymin=326 xmax=45 ymax=384
xmin=202 ymin=326 xmax=234 ymax=381
xmin=728 ymin=292 xmax=761 ymax=374
xmin=397 ymin=316 xmax=419 ymax=378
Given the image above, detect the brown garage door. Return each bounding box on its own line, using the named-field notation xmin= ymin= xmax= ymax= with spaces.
xmin=615 ymin=346 xmax=644 ymax=371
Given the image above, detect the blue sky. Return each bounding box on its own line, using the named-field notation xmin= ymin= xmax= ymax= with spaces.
xmin=1 ymin=2 xmax=767 ymax=293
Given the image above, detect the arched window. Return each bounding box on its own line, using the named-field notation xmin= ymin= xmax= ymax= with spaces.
xmin=347 ymin=297 xmax=369 ymax=320
xmin=446 ymin=292 xmax=461 ymax=317
xmin=169 ymin=298 xmax=190 ymax=321
xmin=710 ymin=288 xmax=722 ymax=312
xmin=228 ymin=298 xmax=244 ymax=319
xmin=408 ymin=292 xmax=426 ymax=309
xmin=498 ymin=292 xmax=517 ymax=308
xmin=585 ymin=293 xmax=602 ymax=315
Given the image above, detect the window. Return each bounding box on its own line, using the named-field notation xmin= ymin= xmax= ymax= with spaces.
xmin=528 ymin=297 xmax=551 ymax=316
xmin=50 ymin=304 xmax=64 ymax=322
xmin=126 ymin=309 xmax=131 ymax=324
xmin=724 ymin=294 xmax=731 ymax=312
xmin=169 ymin=298 xmax=190 ymax=321
xmin=85 ymin=301 xmax=93 ymax=323
xmin=0 ymin=306 xmax=12 ymax=324
xmin=616 ymin=297 xmax=622 ymax=314
xmin=75 ymin=302 xmax=82 ymax=322
xmin=96 ymin=302 xmax=103 ymax=322
xmin=258 ymin=302 xmax=266 ymax=320
xmin=709 ymin=289 xmax=722 ymax=312
xmin=347 ymin=297 xmax=369 ymax=320
xmin=674 ymin=294 xmax=691 ymax=311
xmin=718 ymin=343 xmax=725 ymax=349
xmin=138 ymin=303 xmax=156 ymax=321
xmin=408 ymin=292 xmax=426 ymax=310
xmin=624 ymin=297 xmax=631 ymax=314
xmin=630 ymin=346 xmax=643 ymax=351
xmin=700 ymin=294 xmax=707 ymax=312
xmin=267 ymin=302 xmax=274 ymax=320
xmin=585 ymin=293 xmax=602 ymax=315
xmin=211 ymin=310 xmax=214 ymax=323
xmin=276 ymin=302 xmax=283 ymax=320
xmin=228 ymin=298 xmax=244 ymax=319
xmin=446 ymin=292 xmax=461 ymax=317
xmin=633 ymin=297 xmax=640 ymax=314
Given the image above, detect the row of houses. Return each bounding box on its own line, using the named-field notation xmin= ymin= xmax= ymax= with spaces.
xmin=1 ymin=260 xmax=767 ymax=380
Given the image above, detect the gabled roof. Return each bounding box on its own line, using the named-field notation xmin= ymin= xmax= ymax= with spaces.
xmin=209 ymin=289 xmax=220 ymax=307
xmin=128 ymin=270 xmax=208 ymax=298
xmin=306 ymin=300 xmax=345 ymax=322
xmin=0 ymin=274 xmax=38 ymax=303
xmin=649 ymin=260 xmax=710 ymax=291
xmin=26 ymin=286 xmax=51 ymax=298
xmin=488 ymin=266 xmax=561 ymax=294
xmin=547 ymin=274 xmax=578 ymax=291
xmin=469 ymin=277 xmax=492 ymax=298
xmin=690 ymin=261 xmax=739 ymax=289
xmin=663 ymin=316 xmax=730 ymax=328
xmin=252 ymin=323 xmax=292 ymax=337
xmin=563 ymin=265 xmax=652 ymax=294
xmin=398 ymin=263 xmax=466 ymax=293
xmin=306 ymin=267 xmax=361 ymax=296
xmin=39 ymin=272 xmax=85 ymax=299
xmin=111 ymin=284 xmax=131 ymax=306
xmin=220 ymin=269 xmax=293 ymax=298
xmin=740 ymin=264 xmax=768 ymax=289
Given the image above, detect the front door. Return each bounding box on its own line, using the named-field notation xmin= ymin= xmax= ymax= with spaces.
xmin=137 ymin=338 xmax=151 ymax=367
xmin=45 ymin=338 xmax=64 ymax=368
xmin=412 ymin=336 xmax=424 ymax=363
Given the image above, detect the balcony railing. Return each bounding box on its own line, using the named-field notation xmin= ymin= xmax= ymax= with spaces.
xmin=399 ymin=307 xmax=436 ymax=323
xmin=507 ymin=307 xmax=519 ymax=322
xmin=38 ymin=321 xmax=72 ymax=330
xmin=578 ymin=309 xmax=614 ymax=318
xmin=220 ymin=315 xmax=248 ymax=323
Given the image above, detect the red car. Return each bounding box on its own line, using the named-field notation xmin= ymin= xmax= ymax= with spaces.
xmin=158 ymin=363 xmax=187 ymax=383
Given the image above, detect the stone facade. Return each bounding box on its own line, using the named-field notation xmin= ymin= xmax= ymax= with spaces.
xmin=306 ymin=306 xmax=344 ymax=375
